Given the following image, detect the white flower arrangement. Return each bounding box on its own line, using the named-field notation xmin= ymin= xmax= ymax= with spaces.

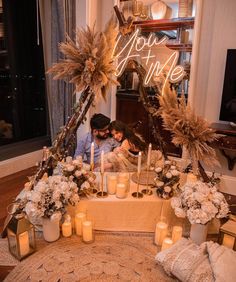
xmin=154 ymin=160 xmax=181 ymax=199
xmin=171 ymin=181 xmax=229 ymax=224
xmin=58 ymin=158 xmax=96 ymax=193
xmin=18 ymin=175 xmax=80 ymax=221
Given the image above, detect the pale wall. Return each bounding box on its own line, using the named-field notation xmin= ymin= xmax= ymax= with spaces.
xmin=191 ymin=0 xmax=236 ymax=181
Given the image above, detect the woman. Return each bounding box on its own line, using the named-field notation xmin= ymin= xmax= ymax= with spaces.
xmin=109 ymin=120 xmax=147 ymax=155
xmin=103 ymin=120 xmax=163 ymax=172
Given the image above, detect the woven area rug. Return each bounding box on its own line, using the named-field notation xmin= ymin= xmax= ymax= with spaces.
xmin=4 ymin=232 xmax=175 ymax=282
xmin=0 ymin=238 xmax=19 ymax=266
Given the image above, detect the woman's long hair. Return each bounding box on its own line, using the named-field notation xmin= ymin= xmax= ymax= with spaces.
xmin=109 ymin=120 xmax=147 ymax=152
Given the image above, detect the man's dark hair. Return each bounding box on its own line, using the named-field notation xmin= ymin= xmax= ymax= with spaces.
xmin=90 ymin=113 xmax=110 ymax=130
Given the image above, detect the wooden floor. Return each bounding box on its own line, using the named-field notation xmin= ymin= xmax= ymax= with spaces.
xmin=0 ymin=167 xmax=36 ymax=233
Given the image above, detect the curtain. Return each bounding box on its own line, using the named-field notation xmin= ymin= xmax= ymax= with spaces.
xmin=39 ymin=0 xmax=75 ymax=142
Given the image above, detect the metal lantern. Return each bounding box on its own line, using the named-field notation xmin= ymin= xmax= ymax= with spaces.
xmin=7 ymin=213 xmax=36 ymax=260
xmin=218 ymin=220 xmax=236 ymax=251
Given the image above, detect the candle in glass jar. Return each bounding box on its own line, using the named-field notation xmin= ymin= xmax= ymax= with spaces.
xmin=138 ymin=152 xmax=142 ymax=174
xmin=107 ymin=174 xmax=117 ymax=194
xmin=147 ymin=143 xmax=152 ymax=168
xmin=117 ymin=173 xmax=130 ymax=193
xmin=18 ymin=231 xmax=30 ymax=257
xmin=172 ymin=226 xmax=183 ymax=243
xmin=155 ymin=221 xmax=168 ymax=245
xmin=82 ymin=221 xmax=93 ymax=243
xmin=161 ymin=237 xmax=173 ymax=251
xmin=101 ymin=150 xmax=104 ymax=173
xmin=116 ymin=183 xmax=127 ymax=199
xmin=75 ymin=212 xmax=86 ymax=236
xmin=90 ymin=142 xmax=94 ymax=167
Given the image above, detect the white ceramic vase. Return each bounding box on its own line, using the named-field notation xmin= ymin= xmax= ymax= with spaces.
xmin=190 ymin=223 xmax=208 ymax=245
xmin=42 ymin=217 xmax=60 ymax=242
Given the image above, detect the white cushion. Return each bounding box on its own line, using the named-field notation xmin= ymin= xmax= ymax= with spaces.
xmin=155 ymin=238 xmax=214 ymax=281
xmin=206 ymin=241 xmax=236 ymax=282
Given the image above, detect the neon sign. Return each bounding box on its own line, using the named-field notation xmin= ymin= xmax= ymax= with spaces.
xmin=113 ymin=29 xmax=185 ymax=94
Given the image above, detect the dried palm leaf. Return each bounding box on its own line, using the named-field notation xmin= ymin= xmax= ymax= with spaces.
xmin=48 ymin=18 xmax=119 ymax=100
xmin=159 ymin=83 xmax=218 ymax=171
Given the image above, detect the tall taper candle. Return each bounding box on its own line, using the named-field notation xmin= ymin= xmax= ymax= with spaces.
xmin=147 ymin=143 xmax=152 ymax=168
xmin=138 ymin=151 xmax=142 ymax=174
xmin=90 ymin=142 xmax=94 ymax=167
xmin=101 ymin=150 xmax=104 ymax=173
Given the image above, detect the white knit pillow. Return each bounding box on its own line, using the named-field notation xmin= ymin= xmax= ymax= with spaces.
xmin=206 ymin=241 xmax=236 ymax=282
xmin=155 ymin=238 xmax=214 ymax=281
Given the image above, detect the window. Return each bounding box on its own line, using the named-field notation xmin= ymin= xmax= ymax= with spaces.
xmin=0 ymin=0 xmax=50 ymax=159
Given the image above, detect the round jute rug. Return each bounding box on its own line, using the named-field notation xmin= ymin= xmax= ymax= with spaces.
xmin=4 ymin=232 xmax=175 ymax=282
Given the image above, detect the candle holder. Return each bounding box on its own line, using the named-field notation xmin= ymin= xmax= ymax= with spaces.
xmin=90 ymin=162 xmax=94 ymax=172
xmin=132 ymin=172 xmax=143 ymax=198
xmin=7 ymin=213 xmax=36 ymax=260
xmin=141 ymin=168 xmax=153 ymax=195
xmin=96 ymin=172 xmax=108 ymax=198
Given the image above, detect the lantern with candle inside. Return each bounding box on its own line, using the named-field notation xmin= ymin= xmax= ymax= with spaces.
xmin=7 ymin=213 xmax=36 ymax=260
xmin=82 ymin=220 xmax=94 ymax=243
xmin=218 ymin=220 xmax=236 ymax=250
xmin=62 ymin=215 xmax=72 ymax=237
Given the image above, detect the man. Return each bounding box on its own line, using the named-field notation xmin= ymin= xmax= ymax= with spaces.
xmin=74 ymin=113 xmax=119 ymax=165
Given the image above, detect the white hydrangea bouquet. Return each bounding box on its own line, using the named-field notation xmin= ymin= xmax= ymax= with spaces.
xmin=153 ymin=160 xmax=181 ymax=199
xmin=17 ymin=175 xmax=80 ymax=222
xmin=58 ymin=157 xmax=96 ymax=194
xmin=171 ymin=181 xmax=229 ymax=224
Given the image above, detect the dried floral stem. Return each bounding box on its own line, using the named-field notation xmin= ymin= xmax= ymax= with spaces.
xmin=158 ymin=83 xmax=218 ymax=175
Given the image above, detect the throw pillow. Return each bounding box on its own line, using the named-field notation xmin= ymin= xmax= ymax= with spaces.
xmin=155 ymin=238 xmax=214 ymax=281
xmin=206 ymin=241 xmax=236 ymax=282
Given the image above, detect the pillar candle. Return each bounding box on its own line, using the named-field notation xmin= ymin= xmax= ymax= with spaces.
xmin=62 ymin=215 xmax=72 ymax=237
xmin=147 ymin=143 xmax=152 ymax=168
xmin=138 ymin=151 xmax=142 ymax=174
xmin=155 ymin=221 xmax=168 ymax=246
xmin=62 ymin=222 xmax=72 ymax=237
xmin=172 ymin=226 xmax=183 ymax=243
xmin=82 ymin=221 xmax=93 ymax=242
xmin=116 ymin=183 xmax=127 ymax=199
xmin=161 ymin=237 xmax=174 ymax=251
xmin=18 ymin=231 xmax=30 ymax=257
xmin=222 ymin=234 xmax=235 ymax=249
xmin=101 ymin=150 xmax=104 ymax=173
xmin=90 ymin=142 xmax=94 ymax=167
xmin=75 ymin=212 xmax=86 ymax=236
xmin=107 ymin=175 xmax=117 ymax=195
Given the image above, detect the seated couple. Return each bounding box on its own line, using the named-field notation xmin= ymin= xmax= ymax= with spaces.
xmin=74 ymin=113 xmax=163 ymax=172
